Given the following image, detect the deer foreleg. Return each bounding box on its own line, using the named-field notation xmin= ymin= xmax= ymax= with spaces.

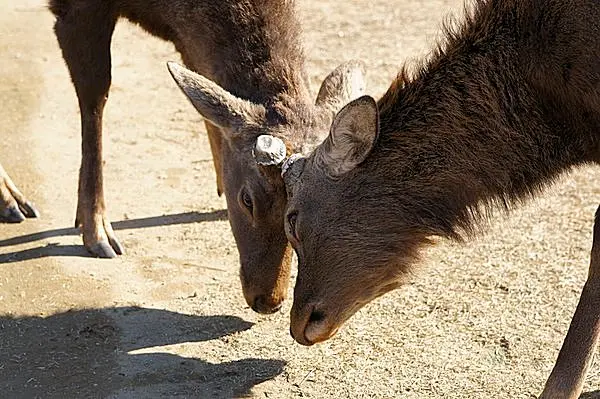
xmin=53 ymin=3 xmax=122 ymax=257
xmin=540 ymin=205 xmax=600 ymax=399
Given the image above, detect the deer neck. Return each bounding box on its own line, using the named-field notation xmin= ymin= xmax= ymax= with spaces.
xmin=368 ymin=3 xmax=598 ymax=240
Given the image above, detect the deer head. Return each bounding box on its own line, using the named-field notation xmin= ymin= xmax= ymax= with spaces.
xmin=167 ymin=61 xmax=367 ymax=314
xmin=280 ymin=96 xmax=424 ymax=345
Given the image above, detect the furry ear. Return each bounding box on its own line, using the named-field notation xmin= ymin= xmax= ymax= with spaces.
xmin=316 ymin=60 xmax=367 ymax=116
xmin=315 ymin=95 xmax=379 ymax=177
xmin=167 ymin=62 xmax=264 ymax=132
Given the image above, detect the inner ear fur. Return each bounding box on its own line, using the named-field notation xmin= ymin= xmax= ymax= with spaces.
xmin=316 ymin=95 xmax=379 ymax=177
xmin=316 ymin=60 xmax=367 ymax=116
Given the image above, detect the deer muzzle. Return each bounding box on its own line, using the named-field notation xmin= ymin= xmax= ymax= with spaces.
xmin=290 ymin=302 xmax=340 ymax=346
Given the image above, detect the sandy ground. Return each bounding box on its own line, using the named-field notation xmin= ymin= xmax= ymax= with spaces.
xmin=1 ymin=0 xmax=599 ymax=398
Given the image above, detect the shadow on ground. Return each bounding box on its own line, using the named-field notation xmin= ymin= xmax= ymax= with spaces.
xmin=0 ymin=210 xmax=228 ymax=262
xmin=582 ymin=391 xmax=600 ymax=399
xmin=0 ymin=306 xmax=285 ymax=398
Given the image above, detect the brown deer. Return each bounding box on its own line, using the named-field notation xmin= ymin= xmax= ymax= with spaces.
xmin=48 ymin=0 xmax=366 ymax=313
xmin=262 ymin=0 xmax=600 ymax=396
xmin=0 ymin=163 xmax=39 ymax=222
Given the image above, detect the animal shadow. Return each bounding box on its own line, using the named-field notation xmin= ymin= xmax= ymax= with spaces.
xmin=0 ymin=306 xmax=285 ymax=398
xmin=581 ymin=391 xmax=600 ymax=399
xmin=0 ymin=210 xmax=228 ymax=262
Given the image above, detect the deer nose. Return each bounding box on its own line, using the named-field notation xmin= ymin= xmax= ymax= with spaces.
xmin=309 ymin=309 xmax=326 ymax=322
xmin=290 ymin=304 xmax=316 ymax=346
xmin=250 ymin=294 xmax=282 ymax=314
xmin=290 ymin=303 xmax=336 ymax=346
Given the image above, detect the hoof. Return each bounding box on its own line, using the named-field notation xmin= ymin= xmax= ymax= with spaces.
xmin=77 ymin=210 xmax=124 ymax=258
xmin=88 ymin=241 xmax=119 ymax=258
xmin=108 ymin=235 xmax=124 ymax=256
xmin=20 ymin=201 xmax=39 ymax=218
xmin=1 ymin=205 xmax=26 ymax=223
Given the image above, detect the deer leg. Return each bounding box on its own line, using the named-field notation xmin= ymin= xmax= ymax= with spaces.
xmin=539 ymin=206 xmax=600 ymax=399
xmin=203 ymin=121 xmax=224 ymax=196
xmin=53 ymin=3 xmax=122 ymax=258
xmin=0 ymin=162 xmax=39 ymax=223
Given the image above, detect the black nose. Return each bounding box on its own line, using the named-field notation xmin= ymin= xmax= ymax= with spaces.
xmin=251 ymin=295 xmax=282 ymax=314
xmin=308 ymin=309 xmax=325 ymax=324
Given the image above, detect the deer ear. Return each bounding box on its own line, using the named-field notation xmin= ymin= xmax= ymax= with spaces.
xmin=167 ymin=62 xmax=264 ymax=132
xmin=315 ymin=95 xmax=379 ymax=177
xmin=316 ymin=60 xmax=367 ymax=116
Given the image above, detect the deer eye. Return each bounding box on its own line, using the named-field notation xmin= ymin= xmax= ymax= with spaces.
xmin=240 ymin=189 xmax=253 ymax=212
xmin=287 ymin=212 xmax=298 ymax=241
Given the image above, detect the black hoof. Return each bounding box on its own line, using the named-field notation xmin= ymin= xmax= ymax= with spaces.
xmin=88 ymin=241 xmax=118 ymax=258
xmin=1 ymin=206 xmax=26 ymax=223
xmin=108 ymin=236 xmax=124 ymax=256
xmin=20 ymin=201 xmax=39 ymax=218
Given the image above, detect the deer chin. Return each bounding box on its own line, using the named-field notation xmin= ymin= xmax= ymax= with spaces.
xmin=304 ymin=321 xmax=340 ymax=345
xmin=290 ymin=279 xmax=405 ymax=346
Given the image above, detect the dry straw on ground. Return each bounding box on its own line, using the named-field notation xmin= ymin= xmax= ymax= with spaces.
xmin=1 ymin=0 xmax=599 ymax=398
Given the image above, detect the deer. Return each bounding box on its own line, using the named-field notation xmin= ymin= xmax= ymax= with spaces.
xmin=47 ymin=0 xmax=366 ymax=314
xmin=251 ymin=0 xmax=600 ymax=396
xmin=0 ymin=163 xmax=39 ymax=222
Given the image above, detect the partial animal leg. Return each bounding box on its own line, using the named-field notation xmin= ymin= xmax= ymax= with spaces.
xmin=52 ymin=2 xmax=122 ymax=257
xmin=0 ymin=162 xmax=39 ymax=222
xmin=539 ymin=205 xmax=600 ymax=399
xmin=204 ymin=121 xmax=224 ymax=196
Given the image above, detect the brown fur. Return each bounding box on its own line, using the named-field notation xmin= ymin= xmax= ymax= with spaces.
xmin=284 ymin=0 xmax=600 ymax=396
xmin=47 ymin=0 xmax=366 ymax=313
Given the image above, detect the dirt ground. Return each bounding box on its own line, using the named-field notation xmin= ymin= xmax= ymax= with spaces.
xmin=1 ymin=0 xmax=599 ymax=398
